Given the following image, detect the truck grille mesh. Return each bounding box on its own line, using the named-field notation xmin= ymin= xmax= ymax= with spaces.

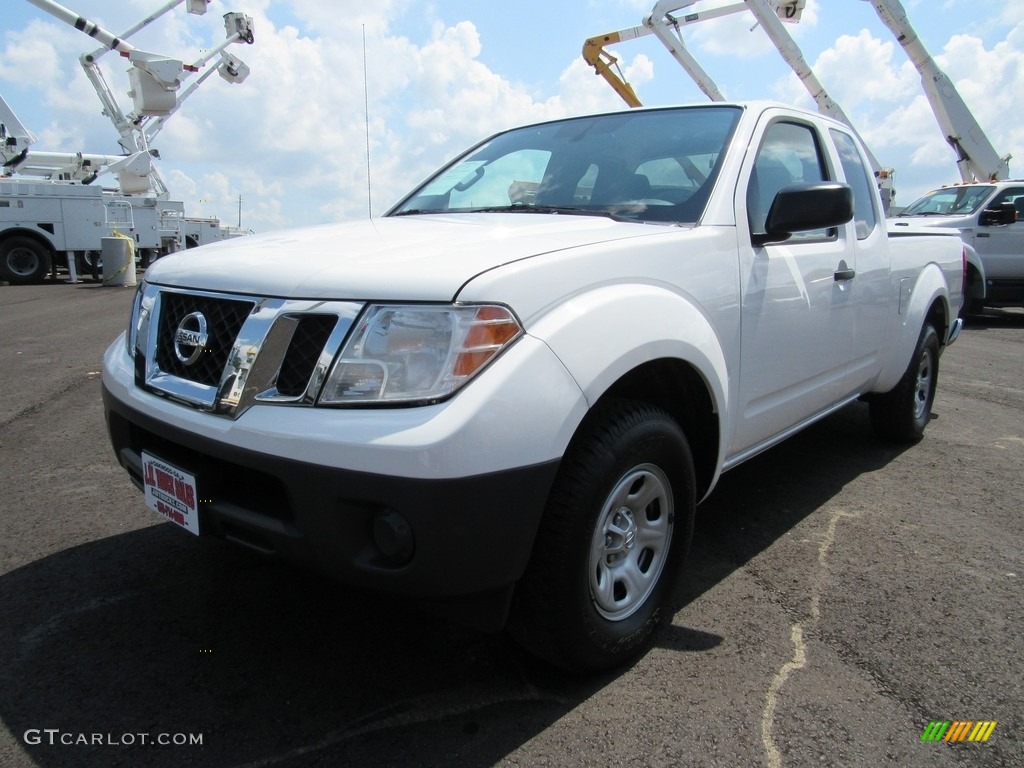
xmin=275 ymin=315 xmax=338 ymax=397
xmin=155 ymin=293 xmax=255 ymax=387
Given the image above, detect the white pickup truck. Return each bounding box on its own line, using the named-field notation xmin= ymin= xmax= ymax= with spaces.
xmin=102 ymin=102 xmax=964 ymax=672
xmin=893 ymin=180 xmax=1024 ymax=313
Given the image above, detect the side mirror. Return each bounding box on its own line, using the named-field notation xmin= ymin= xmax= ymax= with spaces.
xmin=979 ymin=202 xmax=1016 ymax=226
xmin=752 ymin=183 xmax=854 ymax=246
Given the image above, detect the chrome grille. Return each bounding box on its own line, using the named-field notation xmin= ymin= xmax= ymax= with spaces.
xmin=136 ymin=284 xmax=362 ymax=417
xmin=155 ymin=293 xmax=254 ymax=386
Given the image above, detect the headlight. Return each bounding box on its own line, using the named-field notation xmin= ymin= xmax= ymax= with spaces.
xmin=319 ymin=304 xmax=522 ymax=405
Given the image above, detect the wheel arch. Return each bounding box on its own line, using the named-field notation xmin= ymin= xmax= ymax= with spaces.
xmin=963 ymin=242 xmax=986 ymax=300
xmin=596 ymin=359 xmax=719 ymax=502
xmin=874 ymin=263 xmax=952 ymax=393
xmin=529 ymin=284 xmax=729 ymax=502
xmin=926 ymin=295 xmax=949 ymax=347
xmin=0 ymin=227 xmax=57 ymax=255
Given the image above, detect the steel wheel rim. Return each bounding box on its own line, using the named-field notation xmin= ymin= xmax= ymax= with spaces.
xmin=913 ymin=347 xmax=935 ymax=421
xmin=7 ymin=246 xmax=40 ymax=277
xmin=589 ymin=463 xmax=674 ymax=621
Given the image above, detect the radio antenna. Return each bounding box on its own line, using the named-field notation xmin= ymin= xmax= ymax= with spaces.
xmin=363 ymin=24 xmax=372 ymax=218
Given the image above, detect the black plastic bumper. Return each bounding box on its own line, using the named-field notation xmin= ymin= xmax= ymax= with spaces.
xmin=102 ymin=385 xmax=560 ymax=608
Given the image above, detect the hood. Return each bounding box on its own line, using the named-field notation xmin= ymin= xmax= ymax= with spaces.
xmin=144 ymin=214 xmax=667 ymax=300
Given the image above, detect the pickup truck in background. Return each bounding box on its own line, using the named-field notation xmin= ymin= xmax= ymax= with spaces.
xmin=893 ymin=180 xmax=1024 ymax=313
xmin=102 ymin=102 xmax=964 ymax=672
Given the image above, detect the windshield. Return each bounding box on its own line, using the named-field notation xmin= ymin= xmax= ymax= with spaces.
xmin=388 ymin=106 xmax=742 ymax=224
xmin=899 ymin=185 xmax=995 ymax=216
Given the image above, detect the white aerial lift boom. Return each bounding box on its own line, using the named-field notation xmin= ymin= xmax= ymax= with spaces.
xmin=862 ymin=0 xmax=1010 ymax=182
xmin=1 ymin=0 xmax=255 ymax=284
xmin=18 ymin=0 xmax=253 ymax=196
xmin=583 ymin=1 xmax=897 ymax=208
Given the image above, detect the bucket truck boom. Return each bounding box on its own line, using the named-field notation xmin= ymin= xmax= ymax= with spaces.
xmin=18 ymin=0 xmax=253 ymax=195
xmin=1 ymin=1 xmax=255 ymax=284
xmin=863 ymin=0 xmax=1010 ymax=182
xmin=583 ymin=1 xmax=896 ymax=209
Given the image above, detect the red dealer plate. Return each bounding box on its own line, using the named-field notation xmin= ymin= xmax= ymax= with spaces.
xmin=141 ymin=451 xmax=200 ymax=536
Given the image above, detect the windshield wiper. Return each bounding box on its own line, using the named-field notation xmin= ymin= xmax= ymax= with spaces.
xmin=391 ymin=208 xmax=447 ymax=216
xmin=467 ymin=203 xmax=630 ymax=221
xmin=898 ymin=210 xmax=948 ymax=217
xmin=393 ymin=203 xmax=634 ymax=222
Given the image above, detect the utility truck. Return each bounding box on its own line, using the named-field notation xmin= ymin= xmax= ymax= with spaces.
xmin=895 ymin=182 xmax=1024 ymax=312
xmin=0 ymin=0 xmax=253 ymax=284
xmin=102 ymin=102 xmax=964 ymax=672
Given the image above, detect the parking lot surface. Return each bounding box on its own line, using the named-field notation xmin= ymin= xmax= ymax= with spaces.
xmin=1 ymin=281 xmax=1021 ymax=767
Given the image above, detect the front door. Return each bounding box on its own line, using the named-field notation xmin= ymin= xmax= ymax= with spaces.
xmin=975 ymin=186 xmax=1024 ymax=294
xmin=731 ymin=117 xmax=856 ymax=457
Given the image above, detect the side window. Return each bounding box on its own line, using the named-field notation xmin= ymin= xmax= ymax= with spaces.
xmin=747 ymin=121 xmax=831 ymax=241
xmin=830 ymin=130 xmax=878 ymax=240
xmin=987 ymin=187 xmax=1024 ymax=222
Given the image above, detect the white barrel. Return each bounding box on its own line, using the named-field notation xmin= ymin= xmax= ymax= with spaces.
xmin=101 ymin=236 xmax=137 ymax=287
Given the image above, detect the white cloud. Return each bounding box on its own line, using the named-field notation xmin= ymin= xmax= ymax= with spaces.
xmin=772 ymin=16 xmax=1024 ymax=203
xmin=5 ymin=0 xmax=1021 ymax=227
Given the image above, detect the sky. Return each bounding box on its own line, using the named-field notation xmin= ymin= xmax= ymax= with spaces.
xmin=2 ymin=0 xmax=1023 ymax=232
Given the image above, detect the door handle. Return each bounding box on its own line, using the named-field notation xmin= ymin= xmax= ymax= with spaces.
xmin=834 ymin=268 xmax=856 ymax=281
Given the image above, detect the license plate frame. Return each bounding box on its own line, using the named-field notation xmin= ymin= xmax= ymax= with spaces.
xmin=141 ymin=451 xmax=200 ymax=536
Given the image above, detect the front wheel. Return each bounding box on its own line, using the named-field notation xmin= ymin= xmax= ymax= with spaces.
xmin=869 ymin=323 xmax=940 ymax=443
xmin=508 ymin=399 xmax=696 ymax=673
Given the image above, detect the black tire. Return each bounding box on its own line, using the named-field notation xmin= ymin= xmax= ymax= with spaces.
xmin=82 ymin=250 xmax=103 ymax=281
xmin=0 ymin=236 xmax=51 ymax=284
xmin=869 ymin=323 xmax=940 ymax=443
xmin=508 ymin=399 xmax=696 ymax=673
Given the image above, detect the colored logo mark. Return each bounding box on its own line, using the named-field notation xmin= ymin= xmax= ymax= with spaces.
xmin=921 ymin=721 xmax=997 ymax=743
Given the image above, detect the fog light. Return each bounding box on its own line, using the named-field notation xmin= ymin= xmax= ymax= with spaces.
xmin=372 ymin=510 xmax=415 ymax=565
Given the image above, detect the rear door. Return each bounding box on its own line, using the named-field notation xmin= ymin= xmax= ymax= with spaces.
xmin=828 ymin=128 xmax=889 ymax=393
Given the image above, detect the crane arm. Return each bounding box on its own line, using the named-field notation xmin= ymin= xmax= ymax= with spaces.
xmin=582 ymin=3 xmax=736 ymax=108
xmin=642 ymin=5 xmax=734 ymax=102
xmin=582 ymin=27 xmax=649 ymax=108
xmin=863 ymin=0 xmax=1010 ymax=181
xmin=0 ymin=94 xmax=38 ymax=163
xmin=583 ymin=0 xmax=896 ymax=209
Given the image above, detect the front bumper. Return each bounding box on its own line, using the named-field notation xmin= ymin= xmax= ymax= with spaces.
xmin=103 ymin=385 xmax=560 ymax=601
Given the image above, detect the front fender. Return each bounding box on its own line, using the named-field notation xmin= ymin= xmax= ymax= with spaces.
xmin=963 ymin=242 xmax=986 ymax=301
xmin=527 ymin=283 xmax=730 ymax=464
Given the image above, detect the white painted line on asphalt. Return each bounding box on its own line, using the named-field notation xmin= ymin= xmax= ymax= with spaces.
xmin=760 ymin=508 xmax=859 ymax=768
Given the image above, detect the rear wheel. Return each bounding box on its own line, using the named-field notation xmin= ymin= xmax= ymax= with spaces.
xmin=508 ymin=399 xmax=696 ymax=673
xmin=869 ymin=323 xmax=940 ymax=443
xmin=0 ymin=236 xmax=51 ymax=284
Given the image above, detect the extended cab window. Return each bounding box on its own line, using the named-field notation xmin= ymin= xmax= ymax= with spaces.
xmin=748 ymin=121 xmax=832 ymax=241
xmin=830 ymin=129 xmax=878 ymax=240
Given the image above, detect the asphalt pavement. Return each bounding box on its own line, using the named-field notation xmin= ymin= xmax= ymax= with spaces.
xmin=1 ymin=279 xmax=1021 ymax=768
